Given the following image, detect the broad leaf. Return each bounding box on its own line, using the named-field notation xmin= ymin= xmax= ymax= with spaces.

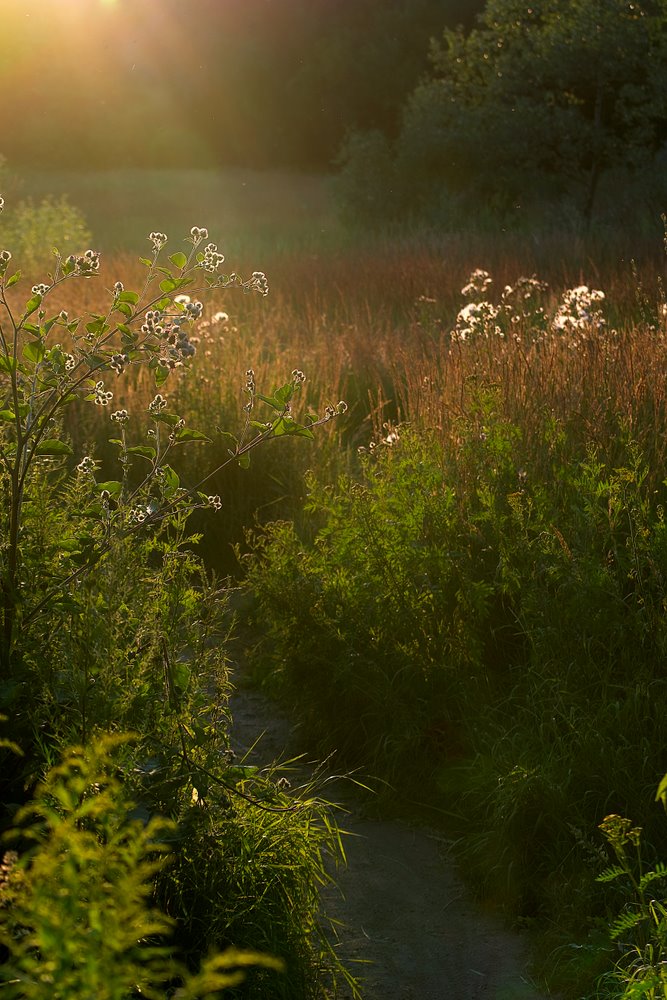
xmin=35 ymin=439 xmax=73 ymax=456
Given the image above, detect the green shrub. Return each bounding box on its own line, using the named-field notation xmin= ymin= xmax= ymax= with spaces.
xmin=0 ymin=206 xmax=352 ymax=998
xmin=0 ymin=194 xmax=92 ymax=274
xmin=0 ymin=734 xmax=281 ymax=1000
xmin=243 ymin=409 xmax=667 ymax=979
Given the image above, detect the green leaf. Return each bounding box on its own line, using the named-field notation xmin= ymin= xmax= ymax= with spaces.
xmin=115 ymin=301 xmax=133 ymax=318
xmin=0 ymin=355 xmax=17 ymax=374
xmin=217 ymin=431 xmax=238 ymax=453
xmin=85 ymin=316 xmax=110 ymax=336
xmin=256 ymin=392 xmax=281 ymax=409
xmin=271 ymin=416 xmax=313 ymax=439
xmin=171 ymin=661 xmax=191 ymax=695
xmin=140 ymin=257 xmax=153 ymax=268
xmin=657 ymin=772 xmax=667 ymax=810
xmin=160 ymin=465 xmax=180 ymax=497
xmin=169 ymin=251 xmax=188 ymax=269
xmin=41 ymin=316 xmax=60 ymax=336
xmin=273 ymin=382 xmax=295 ymax=407
xmin=154 ymin=411 xmax=181 ymax=427
xmin=5 ymin=271 xmax=21 ymax=288
xmin=238 ymin=453 xmax=250 ymax=469
xmin=96 ymin=480 xmax=122 ymax=497
xmin=22 ymin=340 xmax=46 ymax=364
xmin=0 ymin=409 xmax=15 ymax=421
xmin=175 ymin=428 xmax=211 ymax=443
xmin=35 ymin=439 xmax=73 ymax=456
xmin=127 ymin=445 xmax=156 ymax=460
xmin=155 ymin=365 xmax=169 ymax=388
xmin=159 ymin=277 xmax=178 ymax=294
xmin=22 ymin=293 xmax=42 ymax=318
xmin=117 ymin=290 xmax=139 ymax=305
xmin=56 ymin=537 xmax=83 ymax=554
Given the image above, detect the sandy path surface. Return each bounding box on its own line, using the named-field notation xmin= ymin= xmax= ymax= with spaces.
xmin=229 ymin=676 xmax=549 ymax=1000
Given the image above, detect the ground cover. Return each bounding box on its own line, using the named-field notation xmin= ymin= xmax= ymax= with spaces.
xmin=2 ymin=167 xmax=667 ymax=996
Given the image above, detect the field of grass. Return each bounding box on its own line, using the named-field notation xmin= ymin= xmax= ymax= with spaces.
xmin=10 ymin=167 xmax=344 ymax=260
xmin=2 ymin=167 xmax=667 ymax=997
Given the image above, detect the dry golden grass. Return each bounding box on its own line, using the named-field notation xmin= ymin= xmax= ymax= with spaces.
xmin=33 ymin=232 xmax=665 ymax=553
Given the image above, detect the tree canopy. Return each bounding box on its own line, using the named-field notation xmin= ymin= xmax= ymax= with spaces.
xmin=338 ymin=0 xmax=667 ymax=226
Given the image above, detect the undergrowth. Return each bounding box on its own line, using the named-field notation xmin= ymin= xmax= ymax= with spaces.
xmin=240 ymin=261 xmax=667 ymax=997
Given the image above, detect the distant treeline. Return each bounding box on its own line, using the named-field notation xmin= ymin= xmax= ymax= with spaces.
xmin=1 ymin=0 xmax=483 ymax=171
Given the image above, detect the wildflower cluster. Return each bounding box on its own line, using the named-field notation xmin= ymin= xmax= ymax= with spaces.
xmin=64 ymin=249 xmax=101 ymax=277
xmin=453 ymin=300 xmax=503 ymax=342
xmin=324 ymin=401 xmax=348 ymax=419
xmin=93 ymin=381 xmax=113 ymax=406
xmin=449 ymin=268 xmax=608 ymax=348
xmin=141 ymin=300 xmax=200 ymax=369
xmin=76 ymin=456 xmax=97 ymax=476
xmin=599 ymin=814 xmax=643 ymax=854
xmin=199 ymin=242 xmax=225 ymax=273
xmin=149 ymin=393 xmax=168 ymax=415
xmin=461 ymin=268 xmax=493 ymax=298
xmin=249 ymin=271 xmax=269 ymax=297
xmin=109 ymin=353 xmax=129 ymax=375
xmin=552 ymin=285 xmax=606 ymax=341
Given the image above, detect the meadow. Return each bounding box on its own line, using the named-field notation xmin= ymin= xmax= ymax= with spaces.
xmin=1 ymin=167 xmax=667 ymax=998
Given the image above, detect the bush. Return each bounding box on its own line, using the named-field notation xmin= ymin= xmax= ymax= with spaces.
xmin=0 ymin=735 xmax=281 ymax=1000
xmin=0 ymin=200 xmax=352 ymax=998
xmin=0 ymin=193 xmax=92 ymax=274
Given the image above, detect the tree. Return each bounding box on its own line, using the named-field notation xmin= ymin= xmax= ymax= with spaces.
xmin=338 ymin=0 xmax=667 ymax=226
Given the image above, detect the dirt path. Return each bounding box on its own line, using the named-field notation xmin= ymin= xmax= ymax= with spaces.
xmin=229 ymin=674 xmax=549 ymax=1000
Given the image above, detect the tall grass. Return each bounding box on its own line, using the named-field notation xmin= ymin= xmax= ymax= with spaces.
xmin=54 ymin=222 xmax=666 ymax=574
xmin=18 ymin=199 xmax=666 ymax=994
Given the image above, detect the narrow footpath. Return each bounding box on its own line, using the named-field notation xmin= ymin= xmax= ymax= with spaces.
xmin=229 ymin=668 xmax=550 ymax=1000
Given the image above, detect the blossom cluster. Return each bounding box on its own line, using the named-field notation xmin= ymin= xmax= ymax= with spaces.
xmin=453 ymin=300 xmax=503 ymax=342
xmin=65 ymin=249 xmax=101 ymax=277
xmin=552 ymin=285 xmax=605 ymax=339
xmin=461 ymin=268 xmax=493 ymax=298
xmin=199 ymin=242 xmax=225 ymax=273
xmin=249 ymin=271 xmax=269 ymax=297
xmin=141 ymin=299 xmax=200 ymax=369
xmin=449 ymin=268 xmax=606 ymax=348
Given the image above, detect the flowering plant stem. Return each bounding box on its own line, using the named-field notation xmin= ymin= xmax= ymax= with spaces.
xmin=0 ymin=219 xmax=344 ymax=684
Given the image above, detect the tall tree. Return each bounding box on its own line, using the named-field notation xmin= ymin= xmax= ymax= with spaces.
xmin=341 ymin=0 xmax=667 ymax=224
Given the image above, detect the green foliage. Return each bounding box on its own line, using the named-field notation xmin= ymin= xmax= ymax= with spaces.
xmin=0 ymin=194 xmax=92 ymax=275
xmin=0 ymin=209 xmax=352 ymax=998
xmin=0 ymin=734 xmax=280 ymax=1000
xmin=157 ymin=765 xmax=353 ymax=1000
xmin=243 ymin=371 xmax=667 ymax=986
xmin=594 ymin=811 xmax=667 ymax=999
xmin=337 ymin=0 xmax=667 ymax=228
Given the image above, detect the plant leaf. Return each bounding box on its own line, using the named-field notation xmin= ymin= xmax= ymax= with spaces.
xmin=35 ymin=439 xmax=73 ymax=456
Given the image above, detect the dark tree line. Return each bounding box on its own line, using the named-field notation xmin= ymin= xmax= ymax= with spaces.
xmin=336 ymin=0 xmax=667 ymax=227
